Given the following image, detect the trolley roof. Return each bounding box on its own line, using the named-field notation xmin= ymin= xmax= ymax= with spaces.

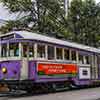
xmin=0 ymin=31 xmax=100 ymax=54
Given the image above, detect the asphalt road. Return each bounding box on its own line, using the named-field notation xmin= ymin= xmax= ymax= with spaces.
xmin=1 ymin=87 xmax=100 ymax=100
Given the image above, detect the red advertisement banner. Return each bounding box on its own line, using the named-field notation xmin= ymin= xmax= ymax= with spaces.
xmin=38 ymin=63 xmax=77 ymax=75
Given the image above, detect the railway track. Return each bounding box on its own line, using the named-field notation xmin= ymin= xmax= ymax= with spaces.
xmin=0 ymin=85 xmax=99 ymax=97
xmin=0 ymin=86 xmax=71 ymax=97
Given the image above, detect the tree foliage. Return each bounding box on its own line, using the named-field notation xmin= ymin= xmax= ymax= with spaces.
xmin=0 ymin=0 xmax=71 ymax=39
xmin=67 ymin=0 xmax=100 ymax=47
xmin=1 ymin=0 xmax=100 ymax=47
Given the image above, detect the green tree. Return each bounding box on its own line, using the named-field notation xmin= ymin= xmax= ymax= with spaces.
xmin=68 ymin=0 xmax=100 ymax=47
xmin=0 ymin=20 xmax=29 ymax=34
xmin=0 ymin=0 xmax=71 ymax=38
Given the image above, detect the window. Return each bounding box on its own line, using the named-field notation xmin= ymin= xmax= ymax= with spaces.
xmin=56 ymin=47 xmax=63 ymax=59
xmin=82 ymin=70 xmax=88 ymax=75
xmin=9 ymin=43 xmax=19 ymax=57
xmin=71 ymin=50 xmax=76 ymax=61
xmin=37 ymin=44 xmax=45 ymax=58
xmin=22 ymin=43 xmax=34 ymax=58
xmin=29 ymin=44 xmax=34 ymax=57
xmin=98 ymin=55 xmax=100 ymax=64
xmin=48 ymin=46 xmax=54 ymax=60
xmin=23 ymin=43 xmax=28 ymax=57
xmin=79 ymin=54 xmax=84 ymax=64
xmin=64 ymin=49 xmax=70 ymax=60
xmin=85 ymin=56 xmax=90 ymax=64
xmin=1 ymin=44 xmax=7 ymax=57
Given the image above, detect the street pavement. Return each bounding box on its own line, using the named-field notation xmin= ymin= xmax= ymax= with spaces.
xmin=1 ymin=87 xmax=100 ymax=100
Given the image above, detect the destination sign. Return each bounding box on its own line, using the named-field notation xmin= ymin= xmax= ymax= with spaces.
xmin=1 ymin=34 xmax=14 ymax=40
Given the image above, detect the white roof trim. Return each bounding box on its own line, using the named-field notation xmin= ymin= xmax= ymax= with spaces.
xmin=1 ymin=31 xmax=100 ymax=54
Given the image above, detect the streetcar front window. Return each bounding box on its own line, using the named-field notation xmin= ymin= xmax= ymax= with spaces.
xmin=1 ymin=44 xmax=7 ymax=57
xmin=9 ymin=43 xmax=19 ymax=57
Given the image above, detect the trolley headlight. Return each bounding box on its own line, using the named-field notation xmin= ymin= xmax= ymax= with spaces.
xmin=2 ymin=67 xmax=7 ymax=74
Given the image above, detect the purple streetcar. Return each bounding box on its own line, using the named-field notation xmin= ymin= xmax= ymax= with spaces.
xmin=0 ymin=30 xmax=100 ymax=92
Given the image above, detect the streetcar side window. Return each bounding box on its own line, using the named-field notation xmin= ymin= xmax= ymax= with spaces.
xmin=71 ymin=50 xmax=76 ymax=61
xmin=64 ymin=49 xmax=70 ymax=60
xmin=37 ymin=44 xmax=45 ymax=58
xmin=29 ymin=44 xmax=34 ymax=57
xmin=22 ymin=43 xmax=34 ymax=58
xmin=56 ymin=47 xmax=63 ymax=60
xmin=84 ymin=55 xmax=90 ymax=64
xmin=48 ymin=46 xmax=54 ymax=60
xmin=1 ymin=44 xmax=7 ymax=57
xmin=23 ymin=43 xmax=28 ymax=57
xmin=9 ymin=43 xmax=19 ymax=57
xmin=79 ymin=54 xmax=84 ymax=64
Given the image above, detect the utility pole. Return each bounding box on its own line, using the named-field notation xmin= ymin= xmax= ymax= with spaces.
xmin=64 ymin=0 xmax=71 ymax=16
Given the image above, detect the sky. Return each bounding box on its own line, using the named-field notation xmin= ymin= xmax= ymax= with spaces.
xmin=94 ymin=0 xmax=100 ymax=3
xmin=0 ymin=0 xmax=100 ymax=21
xmin=0 ymin=3 xmax=18 ymax=21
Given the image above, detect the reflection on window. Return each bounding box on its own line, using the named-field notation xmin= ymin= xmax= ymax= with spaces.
xmin=48 ymin=46 xmax=54 ymax=60
xmin=9 ymin=43 xmax=19 ymax=57
xmin=79 ymin=54 xmax=84 ymax=64
xmin=1 ymin=44 xmax=7 ymax=57
xmin=29 ymin=44 xmax=34 ymax=57
xmin=37 ymin=44 xmax=45 ymax=58
xmin=71 ymin=50 xmax=76 ymax=61
xmin=64 ymin=49 xmax=69 ymax=60
xmin=56 ymin=47 xmax=63 ymax=59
